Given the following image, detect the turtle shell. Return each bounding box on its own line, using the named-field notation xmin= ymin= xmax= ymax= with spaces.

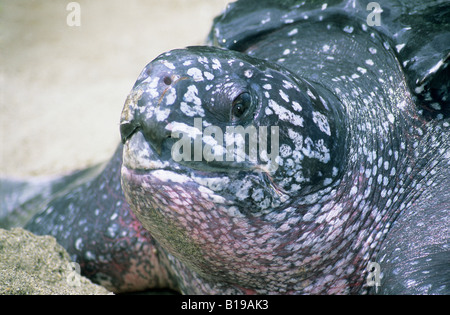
xmin=209 ymin=0 xmax=450 ymax=118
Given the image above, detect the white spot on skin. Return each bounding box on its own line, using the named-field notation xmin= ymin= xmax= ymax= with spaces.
xmin=288 ymin=28 xmax=298 ymax=36
xmin=365 ymin=59 xmax=375 ymax=66
xmin=396 ymin=43 xmax=406 ymax=53
xmin=280 ymin=144 xmax=292 ymax=158
xmin=431 ymin=103 xmax=441 ymax=110
xmin=415 ymin=83 xmax=425 ymax=94
xmin=283 ymin=49 xmax=291 ymax=55
xmin=332 ymin=167 xmax=338 ymax=177
xmin=292 ymin=101 xmax=302 ymax=112
xmin=180 ymin=101 xmax=204 ymax=117
xmin=288 ymin=128 xmax=303 ymax=152
xmin=204 ymin=71 xmax=214 ymax=80
xmin=269 ymin=99 xmax=304 ymax=127
xmin=401 ymin=142 xmax=406 ymax=150
xmin=384 ymin=114 xmax=396 ymax=127
xmin=244 ymin=69 xmax=253 ymax=78
xmin=187 ymin=68 xmax=203 ymax=82
xmin=263 ymin=84 xmax=272 ymax=90
xmin=369 ymin=47 xmax=377 ymax=54
xmin=324 ymin=204 xmax=342 ymax=223
xmin=146 ymin=77 xmax=160 ymax=99
xmin=191 ymin=175 xmax=230 ymax=192
xmin=343 ymin=26 xmax=354 ymax=33
xmin=397 ymin=100 xmax=407 ymax=110
xmin=162 ymin=60 xmax=175 ymax=70
xmin=282 ymin=80 xmax=295 ymax=89
xmin=307 ymin=89 xmax=317 ymax=100
xmin=75 ymin=238 xmax=83 ymax=251
xmin=183 ymin=85 xmax=202 ymax=105
xmin=319 ymin=96 xmax=329 ymax=111
xmin=312 ymin=111 xmax=331 ymax=136
xmin=164 ymin=88 xmax=176 ymax=106
xmin=151 ymin=170 xmax=191 ymax=183
xmin=279 ymin=89 xmax=290 ymax=102
xmin=357 ymin=67 xmax=367 ymax=74
xmin=303 ymin=138 xmax=330 ymax=163
xmin=261 ymin=16 xmax=271 ymax=25
xmin=155 ymin=107 xmax=170 ymax=121
xmin=321 ymin=3 xmax=328 ymax=10
xmin=197 ymin=56 xmax=208 ymax=64
xmin=212 ymin=58 xmax=221 ymax=70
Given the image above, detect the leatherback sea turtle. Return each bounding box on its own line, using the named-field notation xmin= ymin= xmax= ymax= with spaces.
xmin=14 ymin=0 xmax=450 ymax=294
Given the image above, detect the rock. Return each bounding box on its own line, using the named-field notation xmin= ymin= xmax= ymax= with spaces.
xmin=0 ymin=228 xmax=112 ymax=295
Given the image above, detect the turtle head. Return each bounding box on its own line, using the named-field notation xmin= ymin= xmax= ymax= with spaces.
xmin=120 ymin=46 xmax=347 ymax=288
xmin=121 ymin=46 xmax=347 ymax=202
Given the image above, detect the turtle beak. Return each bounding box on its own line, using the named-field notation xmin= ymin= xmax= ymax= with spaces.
xmin=120 ymin=89 xmax=142 ymax=144
xmin=120 ymin=88 xmax=172 ymax=156
xmin=120 ymin=110 xmax=170 ymax=157
xmin=120 ymin=121 xmax=140 ymax=145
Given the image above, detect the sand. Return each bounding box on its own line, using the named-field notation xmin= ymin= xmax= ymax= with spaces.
xmin=0 ymin=227 xmax=112 ymax=294
xmin=0 ymin=0 xmax=230 ymax=177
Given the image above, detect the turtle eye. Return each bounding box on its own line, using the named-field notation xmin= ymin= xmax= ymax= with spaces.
xmin=232 ymin=92 xmax=252 ymax=119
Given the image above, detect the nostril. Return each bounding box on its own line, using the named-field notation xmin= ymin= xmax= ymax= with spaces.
xmin=163 ymin=76 xmax=172 ymax=85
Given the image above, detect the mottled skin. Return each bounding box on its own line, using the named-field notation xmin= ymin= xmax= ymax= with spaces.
xmin=24 ymin=0 xmax=449 ymax=294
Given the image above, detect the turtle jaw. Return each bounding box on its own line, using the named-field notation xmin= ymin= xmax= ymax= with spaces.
xmin=122 ymin=130 xmax=173 ymax=172
xmin=120 ymin=164 xmax=306 ymax=292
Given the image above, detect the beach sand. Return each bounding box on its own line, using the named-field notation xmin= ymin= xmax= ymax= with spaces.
xmin=1 ymin=0 xmax=230 ymax=177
